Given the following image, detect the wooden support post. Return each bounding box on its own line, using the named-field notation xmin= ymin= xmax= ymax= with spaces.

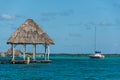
xmin=23 ymin=44 xmax=26 ymax=61
xmin=33 ymin=44 xmax=36 ymax=61
xmin=12 ymin=44 xmax=15 ymax=62
xmin=47 ymin=45 xmax=50 ymax=60
xmin=44 ymin=44 xmax=47 ymax=60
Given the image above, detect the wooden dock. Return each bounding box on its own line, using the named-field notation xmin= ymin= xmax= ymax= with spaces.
xmin=10 ymin=60 xmax=52 ymax=64
xmin=30 ymin=60 xmax=52 ymax=63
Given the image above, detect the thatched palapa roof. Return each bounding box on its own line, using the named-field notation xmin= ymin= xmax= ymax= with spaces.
xmin=7 ymin=19 xmax=54 ymax=44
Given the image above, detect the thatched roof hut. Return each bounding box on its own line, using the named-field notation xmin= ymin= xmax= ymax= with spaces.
xmin=0 ymin=52 xmax=6 ymax=57
xmin=7 ymin=48 xmax=22 ymax=57
xmin=7 ymin=19 xmax=54 ymax=61
xmin=7 ymin=19 xmax=54 ymax=44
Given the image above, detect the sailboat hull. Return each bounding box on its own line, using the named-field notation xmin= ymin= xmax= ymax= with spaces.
xmin=89 ymin=54 xmax=105 ymax=59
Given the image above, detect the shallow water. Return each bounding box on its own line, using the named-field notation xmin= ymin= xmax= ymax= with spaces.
xmin=0 ymin=56 xmax=120 ymax=80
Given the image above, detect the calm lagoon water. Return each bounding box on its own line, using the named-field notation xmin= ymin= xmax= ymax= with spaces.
xmin=0 ymin=56 xmax=120 ymax=80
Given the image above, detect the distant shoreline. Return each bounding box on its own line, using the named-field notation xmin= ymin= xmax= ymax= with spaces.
xmin=1 ymin=52 xmax=120 ymax=57
xmin=50 ymin=53 xmax=120 ymax=57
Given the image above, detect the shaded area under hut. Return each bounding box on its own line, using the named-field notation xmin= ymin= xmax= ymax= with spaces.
xmin=7 ymin=19 xmax=55 ymax=64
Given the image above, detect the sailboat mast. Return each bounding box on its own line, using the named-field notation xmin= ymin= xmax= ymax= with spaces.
xmin=94 ymin=26 xmax=96 ymax=53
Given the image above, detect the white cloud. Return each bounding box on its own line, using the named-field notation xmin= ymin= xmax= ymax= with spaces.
xmin=0 ymin=14 xmax=15 ymax=20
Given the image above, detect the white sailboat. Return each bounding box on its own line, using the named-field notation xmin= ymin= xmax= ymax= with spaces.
xmin=89 ymin=51 xmax=104 ymax=58
xmin=89 ymin=26 xmax=105 ymax=59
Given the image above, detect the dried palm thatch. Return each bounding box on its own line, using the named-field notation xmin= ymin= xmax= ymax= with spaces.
xmin=7 ymin=19 xmax=54 ymax=44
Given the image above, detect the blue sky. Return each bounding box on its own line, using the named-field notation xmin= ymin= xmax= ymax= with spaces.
xmin=0 ymin=0 xmax=120 ymax=53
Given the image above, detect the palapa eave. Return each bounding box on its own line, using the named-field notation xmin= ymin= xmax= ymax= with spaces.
xmin=7 ymin=19 xmax=55 ymax=45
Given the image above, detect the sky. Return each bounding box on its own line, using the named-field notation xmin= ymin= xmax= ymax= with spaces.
xmin=0 ymin=0 xmax=120 ymax=54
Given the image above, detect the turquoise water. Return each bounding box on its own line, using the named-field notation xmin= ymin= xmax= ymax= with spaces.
xmin=0 ymin=56 xmax=120 ymax=80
